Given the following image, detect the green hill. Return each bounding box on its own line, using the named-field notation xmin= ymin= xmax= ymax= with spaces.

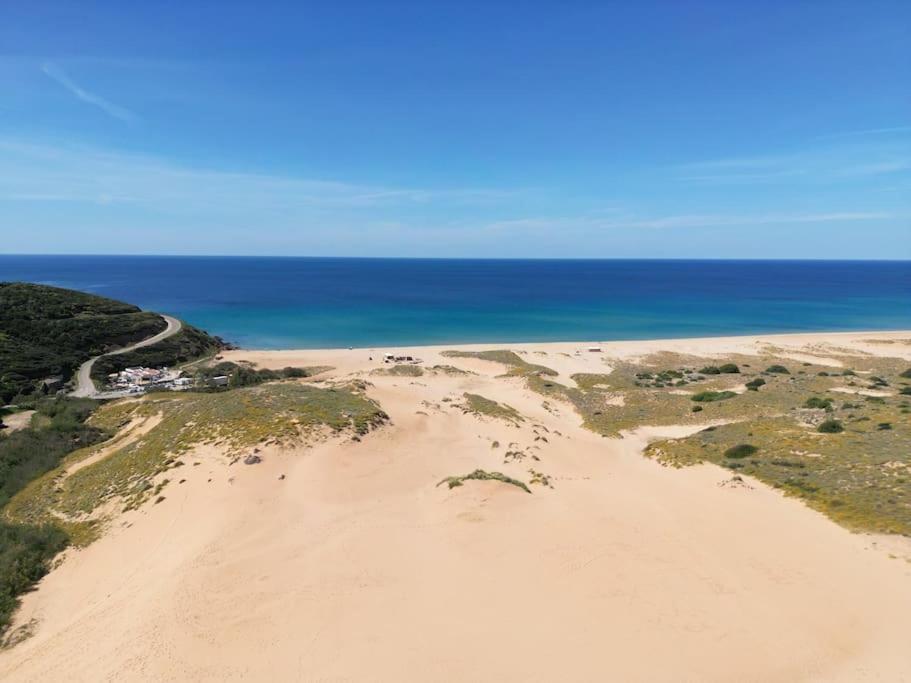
xmin=0 ymin=283 xmax=223 ymax=403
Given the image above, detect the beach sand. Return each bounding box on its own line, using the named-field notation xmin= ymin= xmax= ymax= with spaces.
xmin=2 ymin=330 xmax=910 ymax=681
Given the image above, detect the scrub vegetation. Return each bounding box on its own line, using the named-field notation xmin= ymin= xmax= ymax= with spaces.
xmin=0 ymin=397 xmax=109 ymax=633
xmin=0 ymin=283 xmax=225 ymax=403
xmin=371 ymin=364 xmax=424 ymax=377
xmin=441 ymin=349 xmax=557 ymax=377
xmin=0 ymin=381 xmax=387 ymax=636
xmin=191 ymin=361 xmax=332 ymax=389
xmin=457 ymin=347 xmax=911 ymax=536
xmin=437 ymin=469 xmax=531 ymax=493
xmin=0 ymin=283 xmax=165 ymax=403
xmin=461 ymin=393 xmax=524 ymax=424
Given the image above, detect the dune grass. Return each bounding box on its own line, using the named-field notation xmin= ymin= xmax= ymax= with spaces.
xmin=371 ymin=364 xmax=424 ymax=377
xmin=441 ymin=350 xmax=557 ymax=377
xmin=462 ymin=393 xmax=524 ymax=424
xmin=641 ymin=359 xmax=911 ymax=535
xmin=502 ymin=347 xmax=911 ymax=536
xmin=5 ymin=382 xmax=387 ymax=539
xmin=437 ymin=469 xmax=531 ymax=493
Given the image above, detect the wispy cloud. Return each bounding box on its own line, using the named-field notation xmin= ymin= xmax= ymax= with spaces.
xmin=817 ymin=126 xmax=911 ymax=140
xmin=677 ymin=140 xmax=911 ymax=185
xmin=0 ymin=139 xmax=518 ymax=212
xmin=484 ymin=211 xmax=895 ymax=233
xmin=41 ymin=63 xmax=136 ymax=122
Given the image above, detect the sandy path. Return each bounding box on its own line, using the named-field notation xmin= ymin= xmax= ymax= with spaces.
xmin=2 ymin=330 xmax=911 ymax=681
xmin=1 ymin=410 xmax=34 ymax=433
xmin=71 ymin=315 xmax=182 ymax=398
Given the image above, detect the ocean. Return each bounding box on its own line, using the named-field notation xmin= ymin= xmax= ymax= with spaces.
xmin=1 ymin=255 xmax=909 ymax=349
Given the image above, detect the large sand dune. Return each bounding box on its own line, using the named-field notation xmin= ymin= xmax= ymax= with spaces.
xmin=2 ymin=331 xmax=910 ymax=681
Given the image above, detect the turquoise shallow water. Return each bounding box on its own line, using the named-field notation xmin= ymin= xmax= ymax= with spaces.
xmin=1 ymin=256 xmax=909 ymax=348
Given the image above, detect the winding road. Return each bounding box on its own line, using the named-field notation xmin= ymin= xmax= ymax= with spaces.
xmin=71 ymin=315 xmax=183 ymax=398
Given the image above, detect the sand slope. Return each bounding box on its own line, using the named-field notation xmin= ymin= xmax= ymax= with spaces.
xmin=2 ymin=331 xmax=911 ymax=681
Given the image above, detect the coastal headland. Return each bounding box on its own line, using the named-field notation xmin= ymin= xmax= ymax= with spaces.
xmin=2 ymin=330 xmax=911 ymax=681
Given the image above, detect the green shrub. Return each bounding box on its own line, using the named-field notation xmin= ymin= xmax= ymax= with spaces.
xmin=699 ymin=366 xmax=722 ymax=375
xmin=766 ymin=365 xmax=790 ymax=374
xmin=0 ymin=522 xmax=69 ymax=631
xmin=745 ymin=378 xmax=765 ymax=391
xmin=719 ymin=363 xmax=740 ymax=374
xmin=691 ymin=390 xmax=736 ymax=403
xmin=724 ymin=444 xmax=758 ymax=459
xmin=817 ymin=419 xmax=844 ymax=434
xmin=877 ymin=422 xmax=892 ymax=430
xmin=900 ymin=369 xmax=911 ymax=379
xmin=691 ymin=405 xmax=703 ymax=412
xmin=804 ymin=397 xmax=834 ymax=411
xmin=899 ymin=387 xmax=911 ymax=396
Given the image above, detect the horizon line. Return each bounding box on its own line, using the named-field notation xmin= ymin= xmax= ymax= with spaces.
xmin=1 ymin=253 xmax=910 ymax=263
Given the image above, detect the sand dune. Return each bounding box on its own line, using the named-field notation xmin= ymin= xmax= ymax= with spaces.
xmin=2 ymin=331 xmax=911 ymax=681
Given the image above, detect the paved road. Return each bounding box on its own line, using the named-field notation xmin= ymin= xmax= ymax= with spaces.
xmin=71 ymin=315 xmax=183 ymax=398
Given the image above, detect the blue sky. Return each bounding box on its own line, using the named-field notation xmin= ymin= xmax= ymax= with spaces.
xmin=1 ymin=1 xmax=909 ymax=258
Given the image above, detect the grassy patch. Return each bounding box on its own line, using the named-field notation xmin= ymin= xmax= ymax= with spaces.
xmin=371 ymin=364 xmax=423 ymax=377
xmin=437 ymin=469 xmax=531 ymax=493
xmin=462 ymin=393 xmax=524 ymax=423
xmin=644 ymin=362 xmax=911 ymax=536
xmin=441 ymin=350 xmax=557 ymax=377
xmin=5 ymin=382 xmax=387 ymax=532
xmin=430 ymin=364 xmax=473 ymax=376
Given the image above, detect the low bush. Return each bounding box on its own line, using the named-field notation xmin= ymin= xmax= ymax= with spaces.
xmin=699 ymin=366 xmax=721 ymax=375
xmin=745 ymin=378 xmax=765 ymax=391
xmin=719 ymin=363 xmax=740 ymax=374
xmin=804 ymin=397 xmax=834 ymax=411
xmin=724 ymin=443 xmax=758 ymax=459
xmin=817 ymin=419 xmax=844 ymax=434
xmin=766 ymin=365 xmax=790 ymax=374
xmin=691 ymin=390 xmax=736 ymax=403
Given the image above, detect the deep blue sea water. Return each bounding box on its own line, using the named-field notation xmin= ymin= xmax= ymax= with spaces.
xmin=1 ymin=256 xmax=909 ymax=349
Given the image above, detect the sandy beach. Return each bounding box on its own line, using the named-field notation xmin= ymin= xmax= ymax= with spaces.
xmin=2 ymin=330 xmax=911 ymax=681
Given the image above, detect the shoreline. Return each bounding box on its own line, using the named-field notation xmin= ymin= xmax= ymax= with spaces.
xmin=227 ymin=328 xmax=911 ymax=353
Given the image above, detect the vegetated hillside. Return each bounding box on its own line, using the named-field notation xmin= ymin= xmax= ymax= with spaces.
xmin=0 ymin=397 xmax=110 ymax=632
xmin=0 ymin=283 xmax=223 ymax=403
xmin=0 ymin=382 xmax=385 ymax=634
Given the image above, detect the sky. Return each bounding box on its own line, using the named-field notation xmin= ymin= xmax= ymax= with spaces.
xmin=1 ymin=0 xmax=909 ymax=258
